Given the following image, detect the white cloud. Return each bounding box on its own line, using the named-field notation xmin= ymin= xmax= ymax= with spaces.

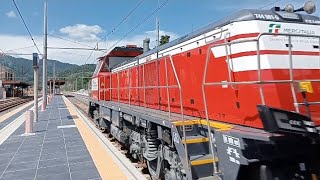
xmin=0 ymin=29 xmax=179 ymax=65
xmin=59 ymin=24 xmax=104 ymax=41
xmin=6 ymin=11 xmax=17 ymax=18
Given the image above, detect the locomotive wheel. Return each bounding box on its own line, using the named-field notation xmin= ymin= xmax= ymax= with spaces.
xmin=147 ymin=157 xmax=164 ymax=180
xmin=93 ymin=110 xmax=100 ymax=127
xmin=260 ymin=165 xmax=273 ymax=180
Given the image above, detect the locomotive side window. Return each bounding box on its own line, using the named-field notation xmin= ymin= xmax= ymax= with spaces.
xmin=101 ymin=61 xmax=109 ymax=72
xmin=93 ymin=60 xmax=103 ymax=76
xmin=109 ymin=57 xmax=133 ymax=69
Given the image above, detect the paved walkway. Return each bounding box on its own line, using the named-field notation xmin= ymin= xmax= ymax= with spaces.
xmin=0 ymin=100 xmax=38 ymax=131
xmin=0 ymin=96 xmax=101 ymax=180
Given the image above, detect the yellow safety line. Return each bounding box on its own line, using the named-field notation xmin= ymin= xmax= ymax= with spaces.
xmin=191 ymin=157 xmax=219 ymax=166
xmin=182 ymin=137 xmax=209 ymax=144
xmin=63 ymin=98 xmax=127 ymax=180
xmin=173 ymin=119 xmax=233 ymax=131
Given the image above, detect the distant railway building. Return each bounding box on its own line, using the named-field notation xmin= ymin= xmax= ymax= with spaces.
xmin=0 ymin=65 xmax=29 ymax=98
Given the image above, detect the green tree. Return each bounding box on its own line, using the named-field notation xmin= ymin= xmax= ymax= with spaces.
xmin=160 ymin=35 xmax=170 ymax=45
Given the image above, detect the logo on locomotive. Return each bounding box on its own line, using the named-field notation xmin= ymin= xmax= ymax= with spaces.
xmin=268 ymin=23 xmax=281 ymax=33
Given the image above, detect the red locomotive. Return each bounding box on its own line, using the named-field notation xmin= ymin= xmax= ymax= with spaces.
xmin=89 ymin=2 xmax=320 ymax=180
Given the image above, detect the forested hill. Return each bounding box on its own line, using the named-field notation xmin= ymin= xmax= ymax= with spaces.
xmin=57 ymin=64 xmax=96 ymax=90
xmin=0 ymin=55 xmax=77 ymax=83
xmin=0 ymin=55 xmax=95 ymax=88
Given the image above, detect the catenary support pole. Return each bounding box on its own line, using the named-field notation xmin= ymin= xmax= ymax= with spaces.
xmin=75 ymin=78 xmax=78 ymax=91
xmin=53 ymin=63 xmax=55 ymax=95
xmin=49 ymin=79 xmax=52 ymax=96
xmin=41 ymin=0 xmax=48 ymax=111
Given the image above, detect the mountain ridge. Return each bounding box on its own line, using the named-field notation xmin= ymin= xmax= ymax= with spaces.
xmin=0 ymin=55 xmax=95 ymax=88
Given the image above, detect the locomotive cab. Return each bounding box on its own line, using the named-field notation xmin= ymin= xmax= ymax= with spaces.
xmin=90 ymin=45 xmax=143 ymax=101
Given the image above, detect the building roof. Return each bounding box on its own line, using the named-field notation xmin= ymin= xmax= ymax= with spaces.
xmin=47 ymin=79 xmax=66 ymax=86
xmin=2 ymin=81 xmax=30 ymax=88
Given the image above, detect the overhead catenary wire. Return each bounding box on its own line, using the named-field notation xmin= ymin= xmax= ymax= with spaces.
xmin=83 ymin=0 xmax=145 ymax=65
xmin=47 ymin=47 xmax=105 ymax=51
xmin=1 ymin=53 xmax=43 ymax=56
xmin=0 ymin=49 xmax=20 ymax=69
xmin=12 ymin=0 xmax=42 ymax=55
xmin=48 ymin=34 xmax=97 ymax=49
xmin=258 ymin=0 xmax=283 ymax=9
xmin=1 ymin=48 xmax=36 ymax=58
xmin=100 ymin=0 xmax=145 ymax=43
xmin=0 ymin=49 xmax=14 ymax=61
xmin=101 ymin=0 xmax=172 ymax=56
xmin=89 ymin=0 xmax=172 ymax=64
xmin=4 ymin=44 xmax=42 ymax=53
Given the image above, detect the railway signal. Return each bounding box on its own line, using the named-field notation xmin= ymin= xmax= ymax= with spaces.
xmin=33 ymin=53 xmax=39 ymax=122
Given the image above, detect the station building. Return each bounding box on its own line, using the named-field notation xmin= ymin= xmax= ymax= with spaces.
xmin=0 ymin=65 xmax=29 ymax=98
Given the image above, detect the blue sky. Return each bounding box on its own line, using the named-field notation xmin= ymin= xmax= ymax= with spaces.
xmin=0 ymin=0 xmax=318 ymax=64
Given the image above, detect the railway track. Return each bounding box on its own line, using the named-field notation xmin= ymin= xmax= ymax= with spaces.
xmin=66 ymin=93 xmax=151 ymax=180
xmin=0 ymin=97 xmax=33 ymax=113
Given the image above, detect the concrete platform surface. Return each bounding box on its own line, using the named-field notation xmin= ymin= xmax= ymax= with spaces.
xmin=0 ymin=96 xmax=101 ymax=180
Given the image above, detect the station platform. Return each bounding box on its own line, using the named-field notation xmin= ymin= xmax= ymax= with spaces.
xmin=0 ymin=95 xmax=144 ymax=180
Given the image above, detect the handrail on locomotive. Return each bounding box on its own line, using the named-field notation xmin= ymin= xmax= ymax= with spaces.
xmin=98 ymin=54 xmax=191 ymax=170
xmin=202 ymin=32 xmax=320 ymax=174
xmin=203 ymin=32 xmax=320 ymax=117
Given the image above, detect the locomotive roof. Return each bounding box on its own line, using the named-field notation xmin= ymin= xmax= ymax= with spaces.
xmin=112 ymin=9 xmax=320 ymax=70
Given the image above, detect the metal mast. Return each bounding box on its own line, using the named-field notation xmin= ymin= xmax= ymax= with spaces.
xmin=42 ymin=0 xmax=48 ymax=111
xmin=156 ymin=0 xmax=160 ymax=56
xmin=53 ymin=62 xmax=56 ymax=95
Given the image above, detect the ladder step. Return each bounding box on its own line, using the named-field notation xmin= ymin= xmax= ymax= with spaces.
xmin=182 ymin=135 xmax=209 ymax=144
xmin=173 ymin=119 xmax=233 ymax=130
xmin=190 ymin=154 xmax=218 ymax=166
xmin=173 ymin=119 xmax=201 ymax=126
xmin=198 ymin=176 xmax=221 ymax=180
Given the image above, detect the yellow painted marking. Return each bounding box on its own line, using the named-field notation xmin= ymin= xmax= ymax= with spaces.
xmin=173 ymin=119 xmax=233 ymax=131
xmin=191 ymin=157 xmax=219 ymax=166
xmin=173 ymin=119 xmax=202 ymax=126
xmin=63 ymin=98 xmax=127 ymax=180
xmin=182 ymin=137 xmax=209 ymax=144
xmin=0 ymin=100 xmax=35 ymax=123
xmin=174 ymin=119 xmax=201 ymax=126
xmin=299 ymin=81 xmax=313 ymax=93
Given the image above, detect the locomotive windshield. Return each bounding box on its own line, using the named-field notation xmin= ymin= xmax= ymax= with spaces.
xmin=93 ymin=60 xmax=104 ymax=76
xmin=93 ymin=56 xmax=134 ymax=77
